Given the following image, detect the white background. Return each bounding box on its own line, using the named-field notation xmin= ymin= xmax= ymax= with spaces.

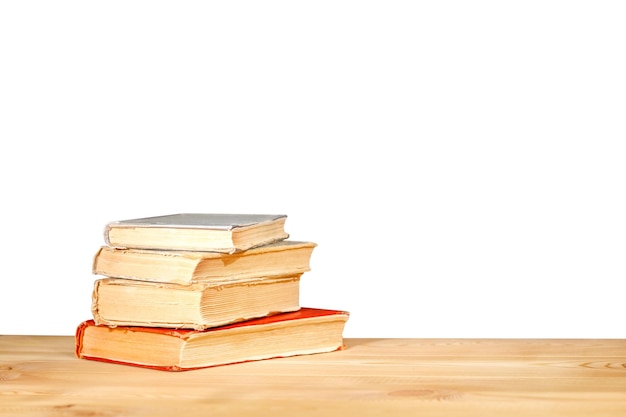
xmin=1 ymin=1 xmax=624 ymax=338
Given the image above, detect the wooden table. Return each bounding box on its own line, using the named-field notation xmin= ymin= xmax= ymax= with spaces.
xmin=1 ymin=336 xmax=625 ymax=416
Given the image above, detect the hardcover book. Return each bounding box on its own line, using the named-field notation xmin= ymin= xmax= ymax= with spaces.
xmin=104 ymin=213 xmax=289 ymax=253
xmin=75 ymin=308 xmax=350 ymax=371
xmin=91 ymin=275 xmax=302 ymax=329
xmin=92 ymin=240 xmax=316 ymax=285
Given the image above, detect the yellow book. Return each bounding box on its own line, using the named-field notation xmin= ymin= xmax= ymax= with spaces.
xmin=93 ymin=240 xmax=316 ymax=285
xmin=91 ymin=275 xmax=302 ymax=330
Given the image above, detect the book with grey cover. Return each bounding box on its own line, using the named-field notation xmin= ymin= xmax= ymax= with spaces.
xmin=103 ymin=213 xmax=289 ymax=252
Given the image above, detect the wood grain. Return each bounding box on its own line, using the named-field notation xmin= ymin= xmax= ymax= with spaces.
xmin=1 ymin=336 xmax=625 ymax=416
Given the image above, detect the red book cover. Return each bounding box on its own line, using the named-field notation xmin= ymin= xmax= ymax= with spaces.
xmin=75 ymin=307 xmax=349 ymax=371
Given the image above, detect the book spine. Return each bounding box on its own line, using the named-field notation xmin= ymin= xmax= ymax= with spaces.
xmin=103 ymin=224 xmax=112 ymax=246
xmin=74 ymin=320 xmax=89 ymax=359
xmin=90 ymin=280 xmax=103 ymax=325
xmin=91 ymin=247 xmax=104 ymax=275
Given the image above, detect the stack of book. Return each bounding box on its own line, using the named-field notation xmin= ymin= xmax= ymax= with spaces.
xmin=75 ymin=213 xmax=349 ymax=371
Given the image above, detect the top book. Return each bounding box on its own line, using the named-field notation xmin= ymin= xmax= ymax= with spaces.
xmin=104 ymin=213 xmax=289 ymax=253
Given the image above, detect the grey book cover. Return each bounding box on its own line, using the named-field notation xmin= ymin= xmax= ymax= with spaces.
xmin=106 ymin=213 xmax=287 ymax=230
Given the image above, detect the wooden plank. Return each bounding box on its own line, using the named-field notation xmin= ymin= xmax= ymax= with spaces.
xmin=1 ymin=336 xmax=626 ymax=416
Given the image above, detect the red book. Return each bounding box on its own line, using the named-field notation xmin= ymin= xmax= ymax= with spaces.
xmin=75 ymin=307 xmax=349 ymax=371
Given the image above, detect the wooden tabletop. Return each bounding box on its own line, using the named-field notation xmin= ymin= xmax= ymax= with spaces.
xmin=1 ymin=336 xmax=625 ymax=416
